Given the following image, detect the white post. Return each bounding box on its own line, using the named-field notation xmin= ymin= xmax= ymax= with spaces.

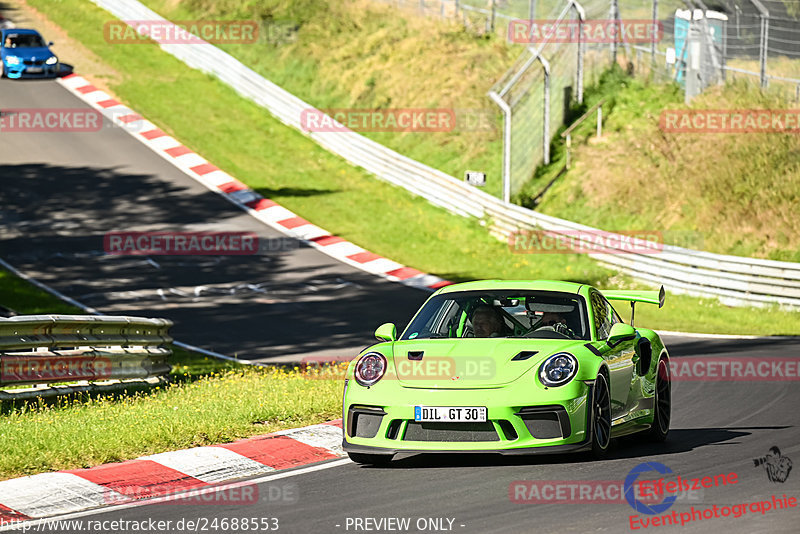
xmin=597 ymin=105 xmax=602 ymax=138
xmin=489 ymin=92 xmax=512 ymax=204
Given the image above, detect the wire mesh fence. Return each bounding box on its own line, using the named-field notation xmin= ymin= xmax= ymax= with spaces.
xmin=370 ymin=0 xmax=800 ymax=197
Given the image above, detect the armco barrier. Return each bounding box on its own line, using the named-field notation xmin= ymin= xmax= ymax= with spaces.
xmin=89 ymin=0 xmax=800 ymax=309
xmin=0 ymin=315 xmax=172 ymax=387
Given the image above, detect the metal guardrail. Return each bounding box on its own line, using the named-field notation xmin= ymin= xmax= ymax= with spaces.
xmin=90 ymin=0 xmax=800 ymax=309
xmin=0 ymin=315 xmax=172 ymax=387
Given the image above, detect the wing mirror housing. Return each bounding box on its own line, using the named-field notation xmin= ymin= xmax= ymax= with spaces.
xmin=607 ymin=323 xmax=636 ymax=347
xmin=374 ymin=322 xmax=397 ymax=342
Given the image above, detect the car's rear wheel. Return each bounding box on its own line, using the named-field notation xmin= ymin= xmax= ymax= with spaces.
xmin=590 ymin=372 xmax=612 ymax=459
xmin=647 ymin=358 xmax=671 ymax=442
xmin=347 ymin=452 xmax=393 ymax=466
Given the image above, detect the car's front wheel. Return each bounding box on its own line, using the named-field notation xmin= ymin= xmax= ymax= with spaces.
xmin=647 ymin=358 xmax=671 ymax=442
xmin=590 ymin=372 xmax=612 ymax=459
xmin=347 ymin=452 xmax=393 ymax=466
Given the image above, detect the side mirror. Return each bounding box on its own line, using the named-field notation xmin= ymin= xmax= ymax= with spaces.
xmin=607 ymin=323 xmax=635 ymax=347
xmin=374 ymin=322 xmax=396 ymax=342
xmin=48 ymin=41 xmax=54 ymax=46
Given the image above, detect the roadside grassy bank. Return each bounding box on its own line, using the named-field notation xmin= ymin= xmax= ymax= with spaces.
xmin=527 ymin=70 xmax=800 ymax=262
xmin=0 ymin=364 xmax=343 ymax=480
xmin=22 ymin=0 xmax=800 ymax=335
xmin=0 ymin=267 xmax=343 ymax=479
xmin=138 ymin=0 xmax=800 ymax=262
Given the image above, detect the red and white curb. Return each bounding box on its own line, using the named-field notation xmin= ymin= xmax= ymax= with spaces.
xmin=56 ymin=73 xmax=450 ymax=293
xmin=0 ymin=420 xmax=343 ymax=522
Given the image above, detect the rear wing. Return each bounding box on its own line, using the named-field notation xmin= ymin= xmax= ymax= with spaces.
xmin=601 ymin=286 xmax=665 ymax=326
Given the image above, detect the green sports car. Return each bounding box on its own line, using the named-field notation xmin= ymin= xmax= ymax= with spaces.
xmin=342 ymin=280 xmax=671 ymax=464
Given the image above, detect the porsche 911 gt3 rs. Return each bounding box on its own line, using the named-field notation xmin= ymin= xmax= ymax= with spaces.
xmin=342 ymin=280 xmax=670 ymax=464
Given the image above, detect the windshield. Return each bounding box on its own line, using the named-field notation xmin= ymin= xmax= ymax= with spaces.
xmin=401 ymin=290 xmax=589 ymax=341
xmin=4 ymin=34 xmax=46 ymax=48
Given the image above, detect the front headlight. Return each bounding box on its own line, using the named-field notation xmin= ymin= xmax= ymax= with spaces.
xmin=45 ymin=56 xmax=58 ymax=65
xmin=538 ymin=352 xmax=578 ymax=387
xmin=5 ymin=56 xmax=20 ymax=65
xmin=354 ymin=352 xmax=387 ymax=387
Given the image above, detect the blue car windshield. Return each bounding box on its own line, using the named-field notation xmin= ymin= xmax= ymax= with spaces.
xmin=400 ymin=290 xmax=589 ymax=341
xmin=4 ymin=34 xmax=46 ymax=48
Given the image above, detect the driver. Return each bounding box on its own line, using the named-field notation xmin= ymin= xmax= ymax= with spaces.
xmin=536 ymin=312 xmax=575 ymax=337
xmin=540 ymin=312 xmax=566 ymax=328
xmin=471 ymin=306 xmax=505 ymax=338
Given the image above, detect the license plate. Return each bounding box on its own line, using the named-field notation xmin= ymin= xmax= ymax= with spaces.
xmin=414 ymin=406 xmax=487 ymax=422
xmin=27 ymin=67 xmax=43 ymax=73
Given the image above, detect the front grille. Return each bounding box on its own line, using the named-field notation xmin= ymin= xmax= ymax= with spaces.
xmin=386 ymin=419 xmax=403 ymax=440
xmin=403 ymin=422 xmax=499 ymax=442
xmin=516 ymin=406 xmax=571 ymax=439
xmin=24 ymin=59 xmax=45 ymax=66
xmin=347 ymin=406 xmax=385 ymax=439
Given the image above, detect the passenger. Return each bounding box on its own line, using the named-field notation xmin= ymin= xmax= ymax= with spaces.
xmin=471 ymin=306 xmax=505 ymax=338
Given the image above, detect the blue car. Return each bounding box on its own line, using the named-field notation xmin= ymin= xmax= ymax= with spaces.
xmin=1 ymin=28 xmax=59 ymax=79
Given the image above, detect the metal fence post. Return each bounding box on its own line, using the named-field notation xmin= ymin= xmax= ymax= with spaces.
xmin=610 ymin=0 xmax=619 ymax=65
xmin=565 ymin=134 xmax=572 ymax=168
xmin=573 ymin=2 xmax=586 ymax=104
xmin=651 ymin=0 xmax=658 ymax=69
xmin=597 ymin=105 xmax=602 ymax=137
xmin=489 ymin=0 xmax=496 ymax=32
xmin=760 ymin=14 xmax=769 ymax=88
xmin=529 ymin=0 xmax=537 ymax=21
xmin=541 ymin=56 xmax=551 ymax=165
xmin=750 ymin=0 xmax=770 ymax=89
xmin=488 ymin=92 xmax=512 ymax=204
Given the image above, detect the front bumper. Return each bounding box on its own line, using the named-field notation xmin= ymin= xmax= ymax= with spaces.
xmin=4 ymin=62 xmax=59 ymax=79
xmin=343 ymin=377 xmax=594 ymax=455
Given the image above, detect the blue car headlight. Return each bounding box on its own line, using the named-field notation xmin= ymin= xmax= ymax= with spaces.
xmin=5 ymin=55 xmax=20 ymax=65
xmin=538 ymin=352 xmax=578 ymax=387
xmin=46 ymin=56 xmax=58 ymax=65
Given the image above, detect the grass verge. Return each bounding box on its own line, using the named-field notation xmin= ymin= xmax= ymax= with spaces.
xmin=0 ymin=266 xmax=343 ymax=480
xmin=0 ymin=365 xmax=343 ymax=480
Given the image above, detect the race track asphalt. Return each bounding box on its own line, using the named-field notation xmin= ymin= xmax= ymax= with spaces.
xmin=8 ymin=335 xmax=799 ymax=534
xmin=1 ymin=79 xmax=798 ymax=534
xmin=0 ymin=77 xmax=427 ymax=363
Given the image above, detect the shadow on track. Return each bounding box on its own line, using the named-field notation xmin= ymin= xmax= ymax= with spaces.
xmin=352 ymin=426 xmax=792 ymax=469
xmin=0 ymin=163 xmax=425 ymax=361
